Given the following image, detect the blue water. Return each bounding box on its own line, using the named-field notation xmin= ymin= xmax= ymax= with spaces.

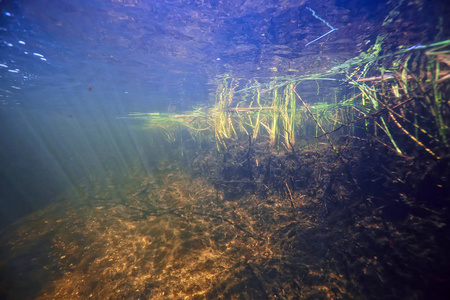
xmin=1 ymin=0 xmax=449 ymax=299
xmin=0 ymin=0 xmax=446 ymax=224
xmin=0 ymin=0 xmax=444 ymax=226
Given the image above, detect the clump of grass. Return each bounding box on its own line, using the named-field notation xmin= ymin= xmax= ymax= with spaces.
xmin=127 ymin=40 xmax=450 ymax=159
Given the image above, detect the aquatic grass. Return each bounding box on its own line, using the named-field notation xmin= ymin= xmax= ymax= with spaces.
xmin=126 ymin=39 xmax=450 ymax=159
xmin=281 ymin=83 xmax=296 ymax=149
xmin=346 ymin=76 xmax=403 ymax=155
xmin=427 ymin=58 xmax=448 ymax=146
xmin=213 ymin=76 xmax=240 ymax=149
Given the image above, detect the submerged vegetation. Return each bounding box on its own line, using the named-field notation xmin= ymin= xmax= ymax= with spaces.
xmin=118 ymin=38 xmax=450 ymax=298
xmin=2 ymin=1 xmax=450 ymax=299
xmin=130 ymin=39 xmax=450 ymax=160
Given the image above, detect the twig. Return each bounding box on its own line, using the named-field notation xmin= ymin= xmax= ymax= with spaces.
xmin=285 ymin=182 xmax=296 ymax=210
xmin=293 ymin=83 xmax=340 ymax=155
xmin=293 ymin=84 xmax=360 ymax=190
xmin=371 ymin=136 xmax=411 ymax=159
xmin=388 ymin=112 xmax=440 ymax=159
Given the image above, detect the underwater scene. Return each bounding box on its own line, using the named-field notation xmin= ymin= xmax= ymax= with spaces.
xmin=1 ymin=0 xmax=450 ymax=299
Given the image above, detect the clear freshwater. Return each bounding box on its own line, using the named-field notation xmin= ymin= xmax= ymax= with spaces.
xmin=1 ymin=0 xmax=449 ymax=299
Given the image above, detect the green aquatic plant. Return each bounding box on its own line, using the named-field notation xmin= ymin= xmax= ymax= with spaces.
xmin=347 ymin=76 xmax=403 ymax=155
xmin=213 ymin=76 xmax=239 ymax=150
xmin=282 ymin=83 xmax=296 ymax=148
xmin=126 ymin=39 xmax=450 ymax=159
